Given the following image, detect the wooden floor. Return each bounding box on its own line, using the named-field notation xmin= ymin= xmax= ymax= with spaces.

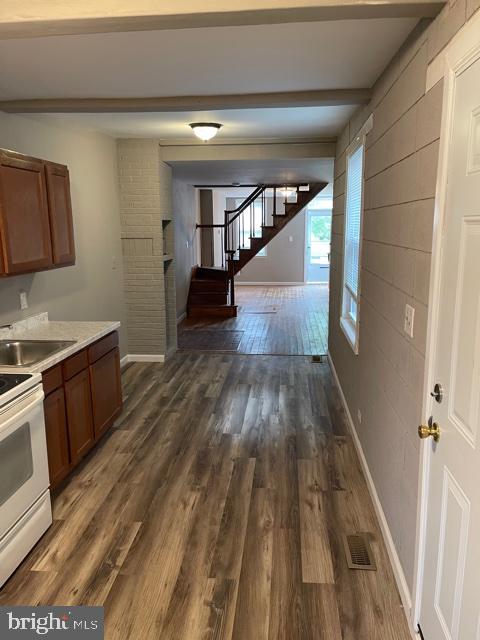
xmin=179 ymin=284 xmax=329 ymax=355
xmin=0 ymin=354 xmax=411 ymax=640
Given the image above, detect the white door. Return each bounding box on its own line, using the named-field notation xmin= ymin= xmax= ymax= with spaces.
xmin=305 ymin=209 xmax=331 ymax=283
xmin=420 ymin=58 xmax=480 ymax=639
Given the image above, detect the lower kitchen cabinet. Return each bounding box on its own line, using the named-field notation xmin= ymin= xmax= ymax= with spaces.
xmin=44 ymin=386 xmax=70 ymax=488
xmin=42 ymin=331 xmax=123 ymax=489
xmin=65 ymin=368 xmax=95 ymax=465
xmin=90 ymin=347 xmax=122 ymax=439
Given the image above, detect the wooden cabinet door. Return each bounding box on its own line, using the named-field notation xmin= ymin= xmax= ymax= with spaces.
xmin=65 ymin=368 xmax=95 ymax=464
xmin=90 ymin=347 xmax=123 ymax=439
xmin=44 ymin=387 xmax=71 ymax=489
xmin=0 ymin=152 xmax=52 ymax=274
xmin=45 ymin=162 xmax=75 ymax=266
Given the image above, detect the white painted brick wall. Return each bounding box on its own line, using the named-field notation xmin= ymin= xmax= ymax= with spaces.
xmin=117 ymin=139 xmax=176 ymax=356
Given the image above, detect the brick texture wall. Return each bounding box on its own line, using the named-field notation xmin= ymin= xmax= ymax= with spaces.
xmin=330 ymin=2 xmax=480 ymax=598
xmin=117 ymin=139 xmax=175 ymax=356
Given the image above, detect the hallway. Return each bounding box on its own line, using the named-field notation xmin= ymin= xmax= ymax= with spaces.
xmin=0 ymin=353 xmax=410 ymax=639
xmin=179 ymin=284 xmax=329 ymax=355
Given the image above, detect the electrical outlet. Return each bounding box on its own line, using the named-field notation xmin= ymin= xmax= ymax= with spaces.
xmin=404 ymin=304 xmax=415 ymax=338
xmin=357 ymin=409 xmax=362 ymax=424
xmin=19 ymin=290 xmax=28 ymax=310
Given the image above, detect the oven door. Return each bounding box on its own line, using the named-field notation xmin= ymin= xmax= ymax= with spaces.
xmin=0 ymin=386 xmax=49 ymax=539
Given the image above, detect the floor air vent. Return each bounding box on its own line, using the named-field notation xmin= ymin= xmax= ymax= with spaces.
xmin=311 ymin=355 xmax=326 ymax=363
xmin=343 ymin=534 xmax=377 ymax=571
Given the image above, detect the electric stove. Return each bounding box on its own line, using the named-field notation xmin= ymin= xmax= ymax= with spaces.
xmin=0 ymin=373 xmax=32 ymax=395
xmin=0 ymin=372 xmax=41 ymax=409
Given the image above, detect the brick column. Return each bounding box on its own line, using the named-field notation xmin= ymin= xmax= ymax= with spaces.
xmin=117 ymin=139 xmax=176 ymax=357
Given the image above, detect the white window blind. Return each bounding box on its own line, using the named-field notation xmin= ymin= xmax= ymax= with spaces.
xmin=344 ymin=144 xmax=364 ymax=299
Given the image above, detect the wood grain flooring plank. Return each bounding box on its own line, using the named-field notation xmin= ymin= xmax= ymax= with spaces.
xmin=210 ymin=457 xmax=256 ymax=580
xmin=272 ymin=419 xmax=300 ymax=530
xmin=231 ymin=488 xmax=274 ymax=640
xmin=203 ymin=578 xmax=238 ymax=640
xmin=268 ymin=527 xmax=304 ymax=640
xmin=298 ymin=459 xmax=335 ymax=584
xmin=301 ymin=583 xmax=343 ymax=640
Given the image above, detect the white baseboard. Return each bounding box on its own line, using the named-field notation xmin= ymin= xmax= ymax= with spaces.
xmin=121 ymin=354 xmax=165 ymax=366
xmin=235 ymin=281 xmax=305 ymax=286
xmin=327 ymin=352 xmax=416 ymax=637
xmin=177 ymin=312 xmax=187 ymax=324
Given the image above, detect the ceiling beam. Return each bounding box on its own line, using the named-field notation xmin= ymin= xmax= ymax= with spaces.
xmin=0 ymin=89 xmax=372 ymax=114
xmin=0 ymin=0 xmax=444 ymax=39
xmin=160 ymin=141 xmax=336 ymax=162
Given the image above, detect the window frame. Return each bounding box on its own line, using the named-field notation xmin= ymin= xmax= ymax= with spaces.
xmin=340 ymin=115 xmax=372 ymax=354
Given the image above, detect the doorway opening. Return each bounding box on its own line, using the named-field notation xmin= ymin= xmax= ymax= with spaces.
xmin=305 ymin=196 xmax=332 ymax=284
xmin=178 ymin=184 xmax=333 ymax=356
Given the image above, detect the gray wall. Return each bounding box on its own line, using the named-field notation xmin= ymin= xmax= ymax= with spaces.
xmin=236 ymin=210 xmax=306 ymax=283
xmin=232 ymin=196 xmax=307 ymax=284
xmin=330 ymin=3 xmax=480 ymax=596
xmin=173 ymin=179 xmax=199 ymax=319
xmin=0 ymin=113 xmax=127 ymax=354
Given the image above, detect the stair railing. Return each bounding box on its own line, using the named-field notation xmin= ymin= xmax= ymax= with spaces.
xmin=196 ymin=183 xmax=305 ymax=307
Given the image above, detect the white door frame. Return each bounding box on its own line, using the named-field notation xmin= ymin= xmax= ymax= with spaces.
xmin=303 ymin=198 xmax=333 ymax=284
xmin=412 ymin=10 xmax=480 ymax=631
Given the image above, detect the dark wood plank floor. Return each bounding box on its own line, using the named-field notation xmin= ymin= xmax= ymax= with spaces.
xmin=179 ymin=285 xmax=329 ymax=355
xmin=0 ymin=354 xmax=411 ymax=640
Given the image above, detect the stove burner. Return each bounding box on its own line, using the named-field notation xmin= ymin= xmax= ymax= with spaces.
xmin=0 ymin=373 xmax=33 ymax=396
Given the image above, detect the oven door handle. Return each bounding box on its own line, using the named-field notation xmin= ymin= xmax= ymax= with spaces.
xmin=0 ymin=387 xmax=45 ymax=438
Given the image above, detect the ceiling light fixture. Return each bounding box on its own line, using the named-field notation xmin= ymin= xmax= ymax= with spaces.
xmin=189 ymin=122 xmax=222 ymax=142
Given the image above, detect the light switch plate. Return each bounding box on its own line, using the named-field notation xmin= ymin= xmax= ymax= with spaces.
xmin=404 ymin=303 xmax=415 ymax=338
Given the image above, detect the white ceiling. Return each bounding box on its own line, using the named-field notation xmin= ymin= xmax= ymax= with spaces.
xmin=0 ymin=19 xmax=417 ymax=100
xmin=170 ymin=158 xmax=334 ymax=186
xmin=0 ymin=17 xmax=417 ymax=185
xmin=32 ymin=105 xmax=355 ymax=139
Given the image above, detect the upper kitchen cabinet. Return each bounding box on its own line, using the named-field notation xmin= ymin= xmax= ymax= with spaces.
xmin=45 ymin=162 xmax=75 ymax=266
xmin=0 ymin=151 xmax=52 ymax=275
xmin=0 ymin=149 xmax=75 ymax=276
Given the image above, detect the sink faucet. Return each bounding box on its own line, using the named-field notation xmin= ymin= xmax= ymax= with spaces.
xmin=0 ymin=323 xmax=13 ymax=330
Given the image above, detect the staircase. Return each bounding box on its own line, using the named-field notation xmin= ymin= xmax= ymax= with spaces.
xmin=188 ymin=182 xmax=327 ymax=318
xmin=187 ymin=265 xmax=233 ymax=318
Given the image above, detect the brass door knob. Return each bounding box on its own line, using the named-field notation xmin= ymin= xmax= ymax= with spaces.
xmin=418 ymin=422 xmax=440 ymax=442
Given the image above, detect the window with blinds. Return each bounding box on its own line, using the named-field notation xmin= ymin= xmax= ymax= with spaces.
xmin=344 ymin=145 xmax=363 ymax=298
xmin=341 ymin=139 xmax=365 ymax=353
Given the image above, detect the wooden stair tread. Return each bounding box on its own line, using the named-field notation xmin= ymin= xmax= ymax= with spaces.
xmin=187 ymin=304 xmax=237 ymax=318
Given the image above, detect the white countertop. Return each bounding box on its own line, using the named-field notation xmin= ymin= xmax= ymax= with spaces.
xmin=0 ymin=314 xmax=120 ymax=374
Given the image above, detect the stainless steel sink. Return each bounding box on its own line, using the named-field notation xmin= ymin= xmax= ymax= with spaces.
xmin=0 ymin=340 xmax=76 ymax=367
